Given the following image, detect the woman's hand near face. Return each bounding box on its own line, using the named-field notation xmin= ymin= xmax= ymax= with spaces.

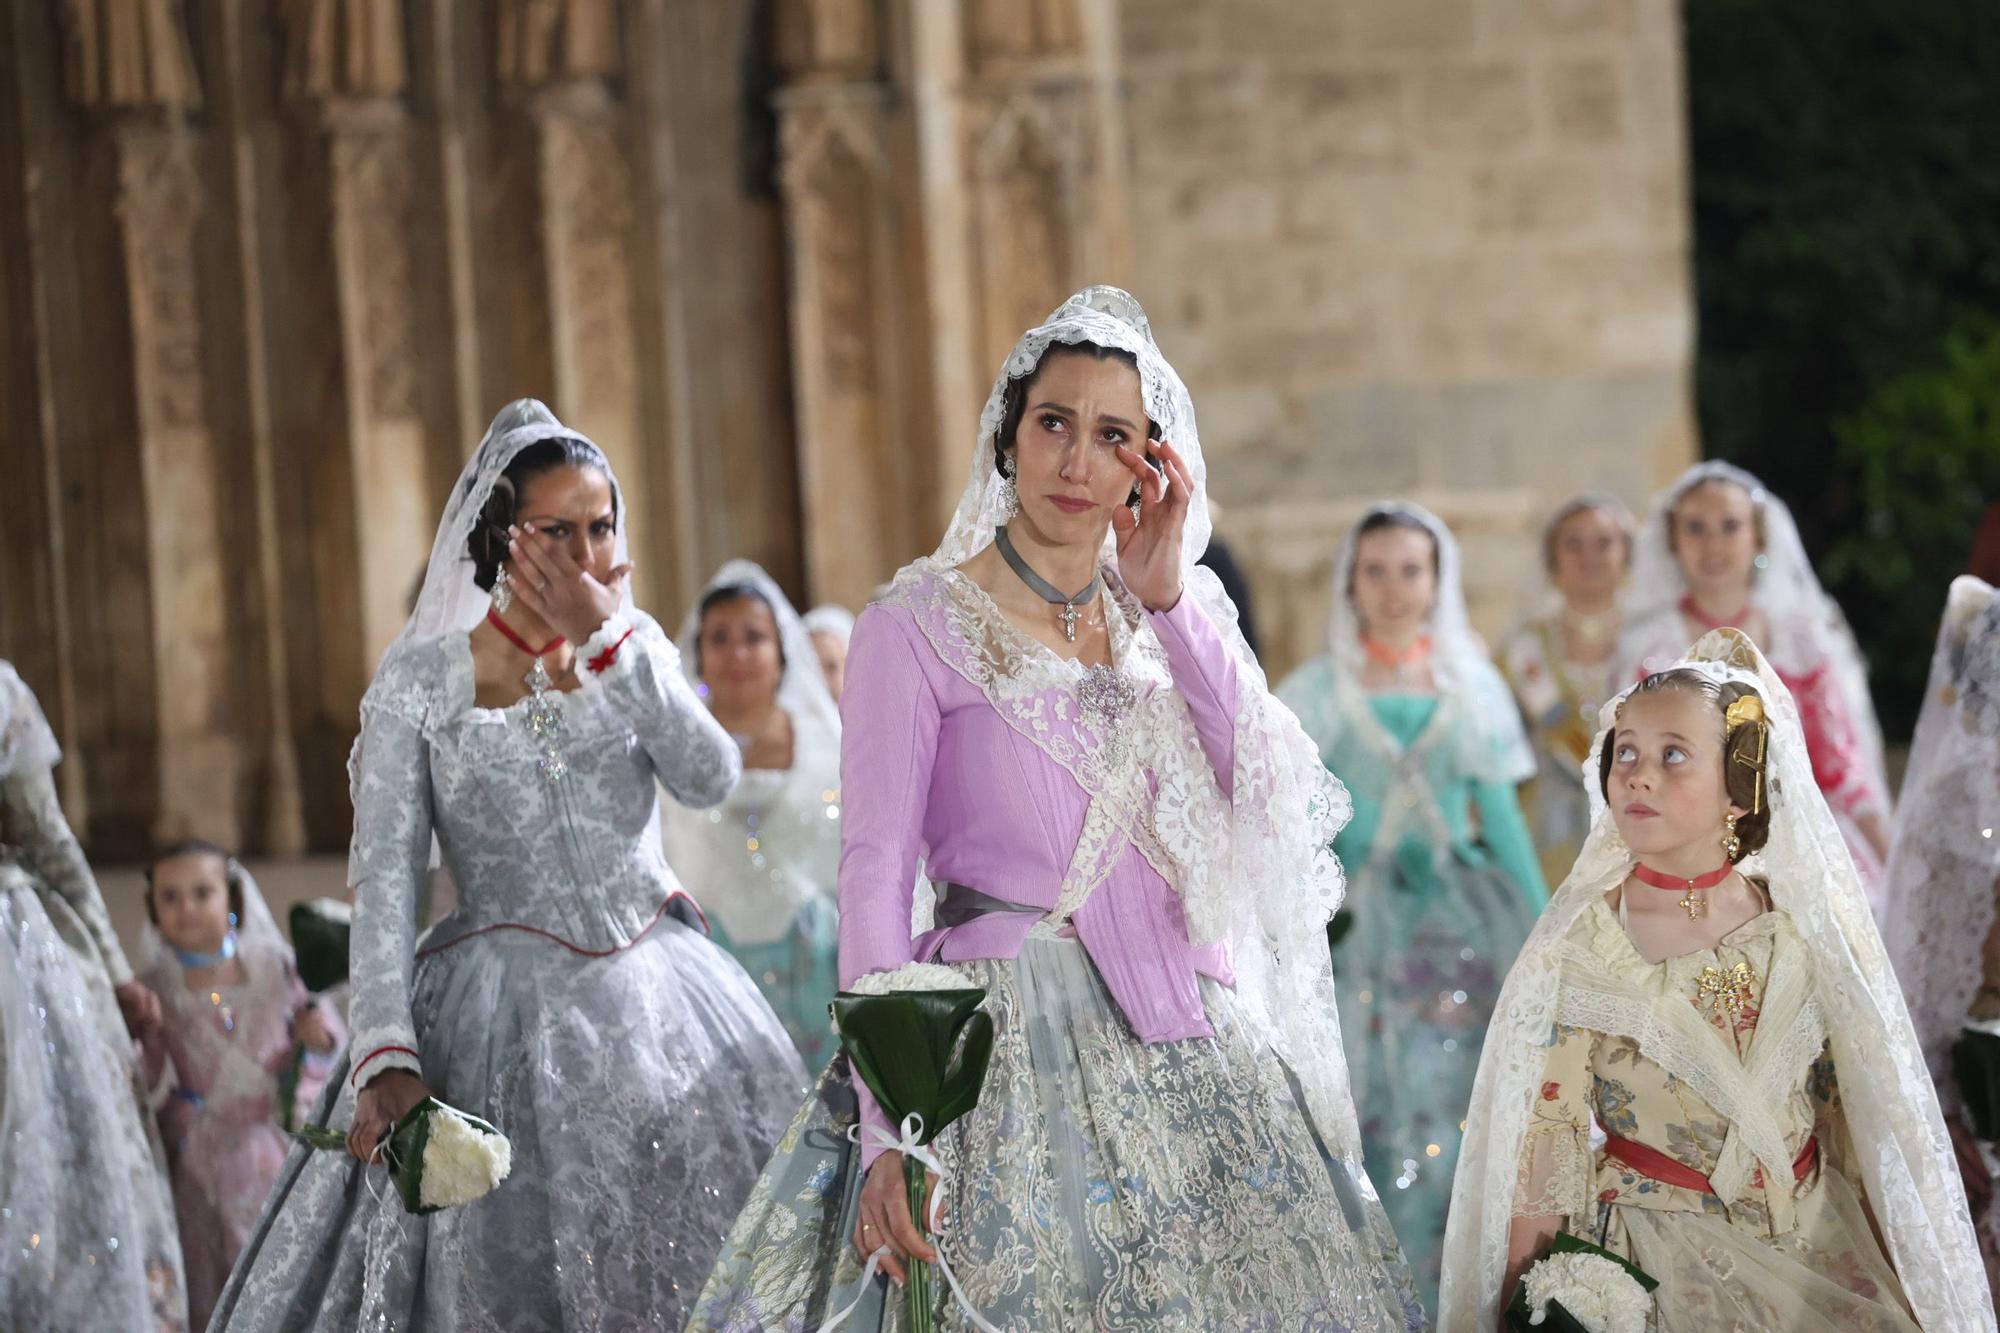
xmin=1111 ymin=438 xmax=1193 ymax=612
xmin=507 ymin=523 xmax=632 ymax=646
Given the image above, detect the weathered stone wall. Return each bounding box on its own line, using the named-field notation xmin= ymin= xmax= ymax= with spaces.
xmin=1120 ymin=0 xmax=1697 ymax=675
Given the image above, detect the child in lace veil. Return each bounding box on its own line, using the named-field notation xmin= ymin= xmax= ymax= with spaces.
xmin=1440 ymin=628 xmax=1991 ymax=1332
xmin=137 ymin=842 xmax=342 ymax=1328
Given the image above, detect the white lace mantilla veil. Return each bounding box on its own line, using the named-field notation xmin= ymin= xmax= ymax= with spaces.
xmin=1317 ymin=500 xmax=1536 ymax=783
xmin=1436 ymin=627 xmax=1993 ymax=1332
xmin=879 ymin=284 xmax=1368 ymax=1157
xmin=1883 ymin=577 xmax=2000 ymax=1104
xmin=673 ymin=559 xmax=841 ymax=752
xmin=350 ymin=400 xmax=635 ymax=770
xmin=1620 ymin=461 xmax=1889 ymax=794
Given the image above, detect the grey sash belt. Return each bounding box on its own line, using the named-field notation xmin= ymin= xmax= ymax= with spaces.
xmin=932 ymin=881 xmax=1044 ymax=928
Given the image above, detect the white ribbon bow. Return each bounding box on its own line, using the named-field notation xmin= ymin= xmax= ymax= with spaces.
xmin=815 ymin=1114 xmax=1002 ymax=1333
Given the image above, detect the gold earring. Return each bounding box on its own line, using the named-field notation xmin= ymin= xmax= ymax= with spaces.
xmin=1723 ymin=811 xmax=1742 ymax=861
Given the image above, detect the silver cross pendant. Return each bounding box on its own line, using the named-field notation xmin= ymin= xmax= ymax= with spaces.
xmin=1060 ymin=602 xmax=1080 ymax=642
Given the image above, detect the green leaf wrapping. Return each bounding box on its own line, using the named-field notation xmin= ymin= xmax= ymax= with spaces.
xmin=1955 ymin=1026 xmax=2000 ymax=1141
xmin=289 ymin=899 xmax=352 ymax=993
xmin=831 ymin=988 xmax=994 ymax=1145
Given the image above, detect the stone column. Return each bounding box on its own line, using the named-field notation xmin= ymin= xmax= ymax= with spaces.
xmin=500 ymin=3 xmax=656 ymax=610
xmin=54 ymin=1 xmax=245 ymax=848
xmin=771 ymin=0 xmax=919 ymax=609
xmin=957 ymin=0 xmax=1133 ymax=385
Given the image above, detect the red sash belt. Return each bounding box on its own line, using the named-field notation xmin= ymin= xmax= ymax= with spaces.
xmin=1603 ymin=1132 xmax=1818 ymax=1196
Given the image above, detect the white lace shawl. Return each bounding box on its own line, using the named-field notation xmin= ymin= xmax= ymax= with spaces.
xmin=1883 ymin=577 xmax=2000 ymax=1105
xmin=885 ymin=284 xmax=1367 ymax=1158
xmin=1438 ymin=628 xmax=1993 ymax=1332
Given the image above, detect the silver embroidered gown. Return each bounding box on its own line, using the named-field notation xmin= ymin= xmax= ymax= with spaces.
xmin=0 ymin=661 xmax=189 ymax=1329
xmin=210 ymin=611 xmax=807 ymax=1331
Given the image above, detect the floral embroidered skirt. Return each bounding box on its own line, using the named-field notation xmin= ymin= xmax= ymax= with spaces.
xmin=689 ymin=934 xmax=1426 ymax=1332
xmin=208 ymin=910 xmax=806 ymax=1331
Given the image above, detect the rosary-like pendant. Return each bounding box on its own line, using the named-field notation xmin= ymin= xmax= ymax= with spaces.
xmin=1060 ymin=601 xmax=1080 ymax=642
xmin=1678 ymin=889 xmax=1706 ymax=921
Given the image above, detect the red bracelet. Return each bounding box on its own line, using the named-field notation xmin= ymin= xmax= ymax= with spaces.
xmin=587 ymin=627 xmax=637 ymax=675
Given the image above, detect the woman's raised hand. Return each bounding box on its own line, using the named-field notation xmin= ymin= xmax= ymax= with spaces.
xmin=507 ymin=523 xmax=632 ymax=647
xmin=1111 ymin=437 xmax=1194 ymax=612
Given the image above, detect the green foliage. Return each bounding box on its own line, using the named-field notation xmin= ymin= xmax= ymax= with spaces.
xmin=1824 ymin=319 xmax=2000 ymax=732
xmin=1684 ymin=0 xmax=2000 ymax=736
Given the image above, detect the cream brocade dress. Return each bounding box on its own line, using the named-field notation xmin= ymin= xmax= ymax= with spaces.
xmin=1517 ymin=896 xmax=1920 ymax=1331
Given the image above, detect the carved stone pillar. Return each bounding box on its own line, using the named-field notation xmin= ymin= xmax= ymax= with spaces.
xmin=771 ymin=1 xmax=930 ymax=609
xmin=52 ymin=2 xmax=241 ymax=848
xmin=111 ymin=130 xmax=246 ymax=847
xmin=958 ymin=0 xmax=1132 ymax=382
xmin=272 ymin=4 xmax=442 ymax=847
xmin=503 ymin=19 xmax=654 ymax=610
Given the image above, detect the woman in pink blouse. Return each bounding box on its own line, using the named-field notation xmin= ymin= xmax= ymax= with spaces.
xmin=690 ymin=288 xmax=1423 ymax=1331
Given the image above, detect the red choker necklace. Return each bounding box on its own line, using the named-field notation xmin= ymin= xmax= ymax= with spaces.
xmin=1678 ymin=594 xmax=1749 ymax=633
xmin=1362 ymin=635 xmax=1432 ymax=668
xmin=1632 ymin=859 xmax=1734 ymax=921
xmin=486 ymin=608 xmax=564 ymax=659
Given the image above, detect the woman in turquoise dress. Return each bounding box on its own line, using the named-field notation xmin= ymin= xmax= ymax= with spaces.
xmin=1278 ymin=500 xmax=1547 ymax=1308
xmin=662 ymin=560 xmax=843 ymax=1068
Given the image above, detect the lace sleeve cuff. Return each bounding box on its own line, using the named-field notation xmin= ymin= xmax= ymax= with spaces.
xmin=576 ymin=612 xmax=642 ymax=688
xmin=1513 ymin=1121 xmax=1592 ymax=1220
xmin=350 ymin=1040 xmax=422 ymax=1088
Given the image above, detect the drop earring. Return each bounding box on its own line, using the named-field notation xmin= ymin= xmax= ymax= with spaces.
xmin=998 ymin=454 xmax=1019 ymax=516
xmin=492 ymin=565 xmax=515 ymax=613
xmin=1723 ymin=811 xmax=1742 ymax=861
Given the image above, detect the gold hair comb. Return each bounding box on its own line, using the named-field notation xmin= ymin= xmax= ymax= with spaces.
xmin=1725 ymin=692 xmax=1768 ymax=815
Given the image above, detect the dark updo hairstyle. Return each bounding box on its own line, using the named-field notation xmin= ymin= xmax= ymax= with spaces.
xmin=693 ymin=584 xmax=786 ymax=677
xmin=1345 ymin=506 xmax=1440 ymax=596
xmin=467 ymin=436 xmax=617 ymax=592
xmin=1596 ymin=669 xmax=1773 ymax=862
xmin=992 ymin=341 xmax=1160 ymax=506
xmin=143 ymin=837 xmax=245 ymax=926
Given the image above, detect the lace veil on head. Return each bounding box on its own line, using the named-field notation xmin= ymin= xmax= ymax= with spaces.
xmin=674 ymin=559 xmax=840 ymax=745
xmin=138 ymin=852 xmax=293 ymax=982
xmin=801 ymin=605 xmax=856 ymax=647
xmin=1315 ymin=500 xmax=1536 ymax=784
xmin=1882 ymin=577 xmax=2000 ymax=1103
xmin=1438 ymin=627 xmax=1992 ymax=1331
xmin=1625 ymin=462 xmax=1836 ymax=673
xmin=387 ymin=399 xmax=631 ymax=660
xmin=1621 ymin=460 xmax=1887 ymax=798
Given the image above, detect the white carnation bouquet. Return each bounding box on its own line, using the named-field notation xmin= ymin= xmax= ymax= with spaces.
xmin=295 ymin=1096 xmax=512 ymax=1213
xmin=1507 ymin=1232 xmax=1657 ymax=1333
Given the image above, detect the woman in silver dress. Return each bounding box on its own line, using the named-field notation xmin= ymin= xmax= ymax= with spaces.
xmin=211 ymin=400 xmax=805 ymax=1331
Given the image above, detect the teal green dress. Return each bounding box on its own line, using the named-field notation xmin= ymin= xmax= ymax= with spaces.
xmin=1278 ymin=660 xmax=1547 ymax=1310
